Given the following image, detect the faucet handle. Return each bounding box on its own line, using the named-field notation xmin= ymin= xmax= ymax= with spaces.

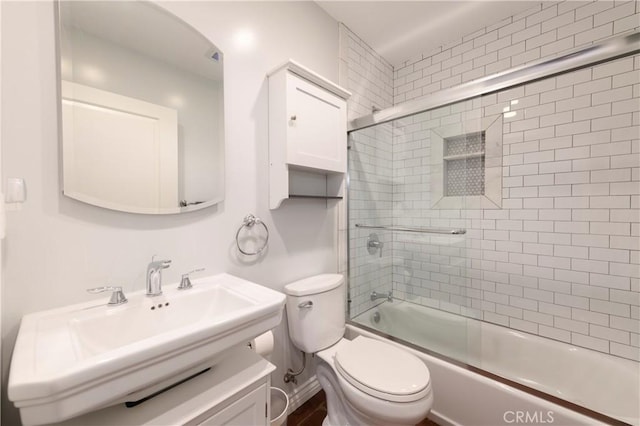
xmin=87 ymin=286 xmax=128 ymax=305
xmin=178 ymin=268 xmax=205 ymax=290
xmin=151 ymin=255 xmax=172 ymax=268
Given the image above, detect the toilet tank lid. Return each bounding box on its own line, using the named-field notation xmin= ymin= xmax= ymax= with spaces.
xmin=284 ymin=274 xmax=344 ymax=296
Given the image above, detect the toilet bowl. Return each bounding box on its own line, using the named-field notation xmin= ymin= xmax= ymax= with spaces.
xmin=317 ymin=337 xmax=433 ymax=426
xmin=284 ymin=274 xmax=433 ymax=426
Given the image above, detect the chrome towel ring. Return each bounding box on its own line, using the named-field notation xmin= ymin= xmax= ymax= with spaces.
xmin=236 ymin=214 xmax=269 ymax=256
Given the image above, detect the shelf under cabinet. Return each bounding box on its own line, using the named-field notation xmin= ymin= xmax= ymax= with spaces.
xmin=288 ymin=194 xmax=343 ymax=200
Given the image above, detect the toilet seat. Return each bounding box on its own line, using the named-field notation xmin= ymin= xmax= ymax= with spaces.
xmin=334 ymin=336 xmax=430 ymax=403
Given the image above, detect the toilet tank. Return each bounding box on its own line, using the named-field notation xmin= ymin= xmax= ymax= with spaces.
xmin=284 ymin=274 xmax=345 ymax=353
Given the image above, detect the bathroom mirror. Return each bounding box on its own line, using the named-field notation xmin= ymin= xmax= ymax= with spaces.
xmin=57 ymin=1 xmax=224 ymax=214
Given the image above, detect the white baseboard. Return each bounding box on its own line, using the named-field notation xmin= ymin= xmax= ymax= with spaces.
xmin=286 ymin=375 xmax=322 ymax=414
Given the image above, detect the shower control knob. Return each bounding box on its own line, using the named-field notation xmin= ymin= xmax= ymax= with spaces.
xmin=367 ymin=233 xmax=384 ymax=257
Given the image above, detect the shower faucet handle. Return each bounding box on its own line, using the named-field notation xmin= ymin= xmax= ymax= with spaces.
xmin=367 ymin=233 xmax=384 ymax=258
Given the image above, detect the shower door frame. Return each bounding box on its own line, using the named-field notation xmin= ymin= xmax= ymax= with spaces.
xmin=349 ymin=32 xmax=640 ymax=132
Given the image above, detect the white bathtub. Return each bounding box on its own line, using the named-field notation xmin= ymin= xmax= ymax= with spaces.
xmin=351 ymin=301 xmax=639 ymax=426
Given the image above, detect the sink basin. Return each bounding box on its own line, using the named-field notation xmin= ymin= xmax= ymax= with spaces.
xmin=8 ymin=273 xmax=286 ymax=425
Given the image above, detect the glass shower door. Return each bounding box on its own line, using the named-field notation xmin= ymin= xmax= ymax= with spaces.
xmin=348 ymin=95 xmax=485 ymax=366
xmin=348 ymin=121 xmax=394 ymax=319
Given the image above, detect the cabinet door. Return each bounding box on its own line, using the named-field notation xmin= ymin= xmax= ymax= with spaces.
xmin=286 ymin=74 xmax=347 ymax=173
xmin=197 ymin=385 xmax=267 ymax=426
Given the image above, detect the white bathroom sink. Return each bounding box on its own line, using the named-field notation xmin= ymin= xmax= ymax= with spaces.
xmin=8 ymin=273 xmax=285 ymax=426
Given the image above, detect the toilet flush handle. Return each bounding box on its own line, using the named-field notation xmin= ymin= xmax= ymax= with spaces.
xmin=298 ymin=301 xmax=313 ymax=309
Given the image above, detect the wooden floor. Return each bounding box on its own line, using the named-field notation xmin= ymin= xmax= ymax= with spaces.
xmin=288 ymin=390 xmax=439 ymax=426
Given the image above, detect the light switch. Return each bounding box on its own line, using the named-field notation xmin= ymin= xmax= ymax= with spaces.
xmin=6 ymin=177 xmax=26 ymax=203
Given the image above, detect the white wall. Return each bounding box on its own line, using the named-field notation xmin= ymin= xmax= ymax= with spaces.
xmin=1 ymin=1 xmax=339 ymax=423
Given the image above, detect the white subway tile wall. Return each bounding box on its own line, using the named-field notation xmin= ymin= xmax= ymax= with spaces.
xmin=339 ymin=24 xmax=394 ymax=122
xmin=386 ymin=56 xmax=640 ymax=361
xmin=393 ymin=1 xmax=640 ymax=105
xmin=344 ymin=2 xmax=640 ymax=361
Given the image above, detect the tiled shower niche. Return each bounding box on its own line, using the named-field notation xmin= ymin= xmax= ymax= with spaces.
xmin=444 ymin=131 xmax=486 ymax=197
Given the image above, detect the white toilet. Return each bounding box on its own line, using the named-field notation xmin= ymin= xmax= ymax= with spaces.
xmin=284 ymin=274 xmax=433 ymax=426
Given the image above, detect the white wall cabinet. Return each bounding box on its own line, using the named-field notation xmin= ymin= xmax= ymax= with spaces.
xmin=268 ymin=60 xmax=350 ymax=209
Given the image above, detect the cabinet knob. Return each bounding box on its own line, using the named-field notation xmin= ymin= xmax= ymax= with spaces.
xmin=290 ymin=115 xmax=297 ymax=121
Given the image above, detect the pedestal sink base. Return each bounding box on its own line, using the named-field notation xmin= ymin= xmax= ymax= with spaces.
xmin=9 ymin=274 xmax=286 ymax=426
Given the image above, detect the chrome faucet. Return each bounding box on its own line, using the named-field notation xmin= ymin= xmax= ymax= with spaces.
xmin=371 ymin=290 xmax=393 ymax=302
xmin=146 ymin=257 xmax=171 ymax=296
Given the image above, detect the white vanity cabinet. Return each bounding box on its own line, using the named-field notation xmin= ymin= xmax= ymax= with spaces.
xmin=196 ymin=384 xmax=267 ymax=425
xmin=268 ymin=60 xmax=351 ymax=209
xmin=52 ymin=346 xmax=275 ymax=426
